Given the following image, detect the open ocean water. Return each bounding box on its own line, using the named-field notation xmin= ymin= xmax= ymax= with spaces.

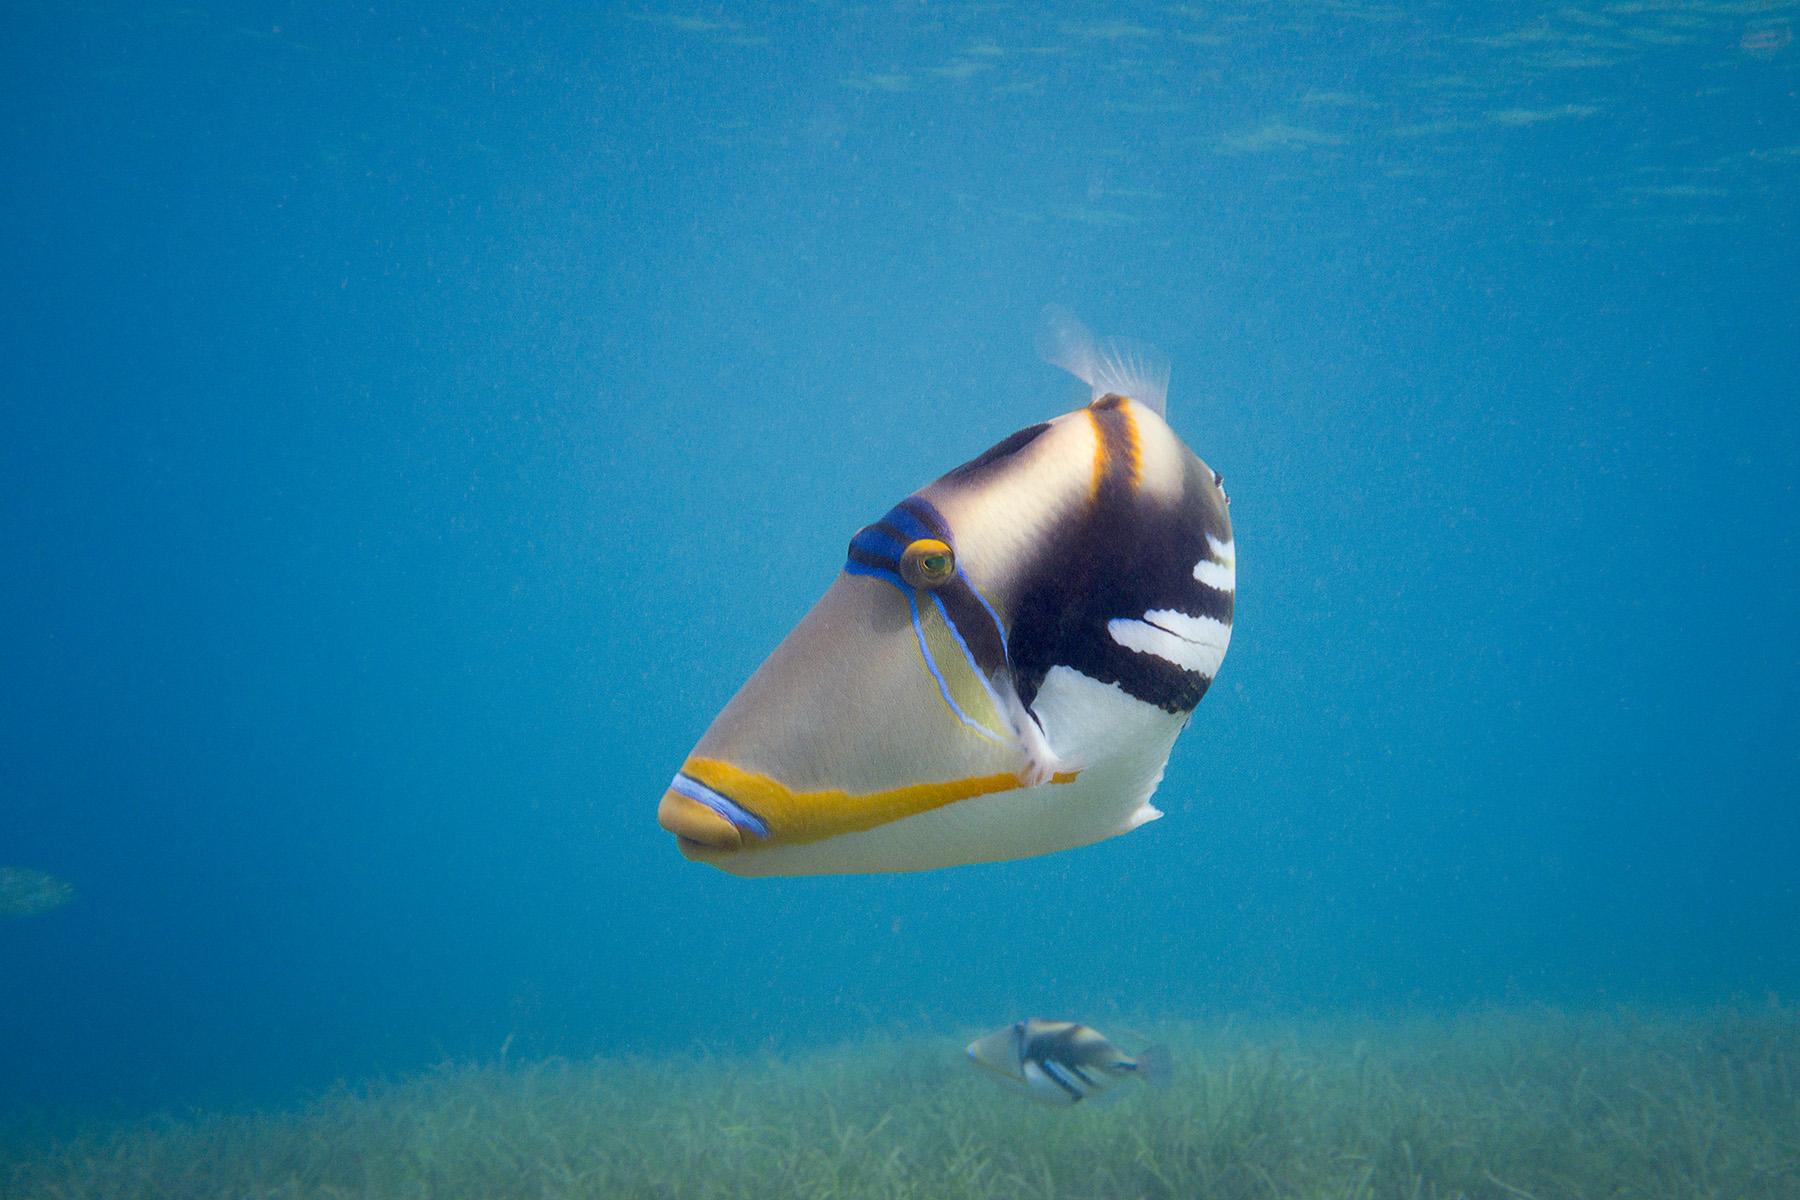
xmin=3 ymin=3 xmax=1798 ymax=1196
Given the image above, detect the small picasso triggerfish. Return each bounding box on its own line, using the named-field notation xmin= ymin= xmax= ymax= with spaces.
xmin=657 ymin=309 xmax=1235 ymax=875
xmin=966 ymin=1019 xmax=1171 ymax=1106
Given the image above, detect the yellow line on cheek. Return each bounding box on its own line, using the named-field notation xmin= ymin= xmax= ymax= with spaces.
xmin=683 ymin=758 xmax=1080 ymax=847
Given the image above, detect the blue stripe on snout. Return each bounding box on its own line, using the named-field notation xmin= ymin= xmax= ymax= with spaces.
xmin=851 ymin=525 xmax=906 ymax=558
xmin=670 ymin=773 xmax=769 ymax=839
xmin=886 ymin=501 xmax=938 ymax=542
xmin=845 ymin=559 xmax=905 ymax=589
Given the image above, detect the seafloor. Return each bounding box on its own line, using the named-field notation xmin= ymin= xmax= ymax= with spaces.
xmin=4 ymin=1006 xmax=1796 ymax=1199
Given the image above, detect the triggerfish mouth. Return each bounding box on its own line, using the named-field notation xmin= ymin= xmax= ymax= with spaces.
xmin=657 ymin=309 xmax=1235 ymax=875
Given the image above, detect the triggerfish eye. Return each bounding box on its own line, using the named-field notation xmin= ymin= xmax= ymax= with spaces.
xmin=656 ymin=309 xmax=1236 ymax=876
xmin=899 ymin=539 xmax=955 ymax=588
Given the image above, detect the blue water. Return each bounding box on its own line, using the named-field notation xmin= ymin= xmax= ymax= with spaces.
xmin=2 ymin=2 xmax=1796 ymax=1123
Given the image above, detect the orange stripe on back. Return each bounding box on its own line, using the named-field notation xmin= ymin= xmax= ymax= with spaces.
xmin=1118 ymin=401 xmax=1141 ymax=485
xmin=1087 ymin=394 xmax=1142 ymax=496
xmin=1087 ymin=408 xmax=1109 ymax=499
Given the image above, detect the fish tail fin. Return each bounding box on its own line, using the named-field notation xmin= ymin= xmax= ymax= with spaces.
xmin=1133 ymin=1043 xmax=1173 ymax=1089
xmin=1038 ymin=305 xmax=1171 ymax=417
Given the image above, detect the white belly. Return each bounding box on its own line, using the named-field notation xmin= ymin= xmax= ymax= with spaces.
xmin=719 ymin=666 xmax=1186 ymax=876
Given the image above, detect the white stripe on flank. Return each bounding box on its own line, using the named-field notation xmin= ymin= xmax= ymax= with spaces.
xmin=1107 ymin=610 xmax=1229 ymax=677
xmin=1146 ymin=608 xmax=1230 ymax=649
xmin=1040 ymin=1059 xmax=1087 ymax=1096
xmin=1195 ymin=536 xmax=1238 ymax=590
xmin=1194 ymin=535 xmax=1236 ymax=592
xmin=1148 ymin=608 xmax=1230 ymax=676
xmin=1193 ymin=557 xmax=1235 ymax=592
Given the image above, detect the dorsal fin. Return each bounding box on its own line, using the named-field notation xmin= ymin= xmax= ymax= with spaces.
xmin=1037 ymin=305 xmax=1170 ymax=417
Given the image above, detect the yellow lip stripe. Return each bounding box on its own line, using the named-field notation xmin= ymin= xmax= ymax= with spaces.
xmin=682 ymin=757 xmax=1080 ymax=849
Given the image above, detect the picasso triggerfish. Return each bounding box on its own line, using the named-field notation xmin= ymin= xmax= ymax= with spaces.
xmin=966 ymin=1018 xmax=1172 ymax=1106
xmin=657 ymin=310 xmax=1235 ymax=875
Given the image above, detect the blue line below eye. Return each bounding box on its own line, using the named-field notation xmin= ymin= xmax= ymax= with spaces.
xmin=910 ymin=593 xmax=1004 ymax=742
xmin=929 ymin=591 xmax=1009 ymax=717
xmin=957 ymin=568 xmax=1011 ymax=659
